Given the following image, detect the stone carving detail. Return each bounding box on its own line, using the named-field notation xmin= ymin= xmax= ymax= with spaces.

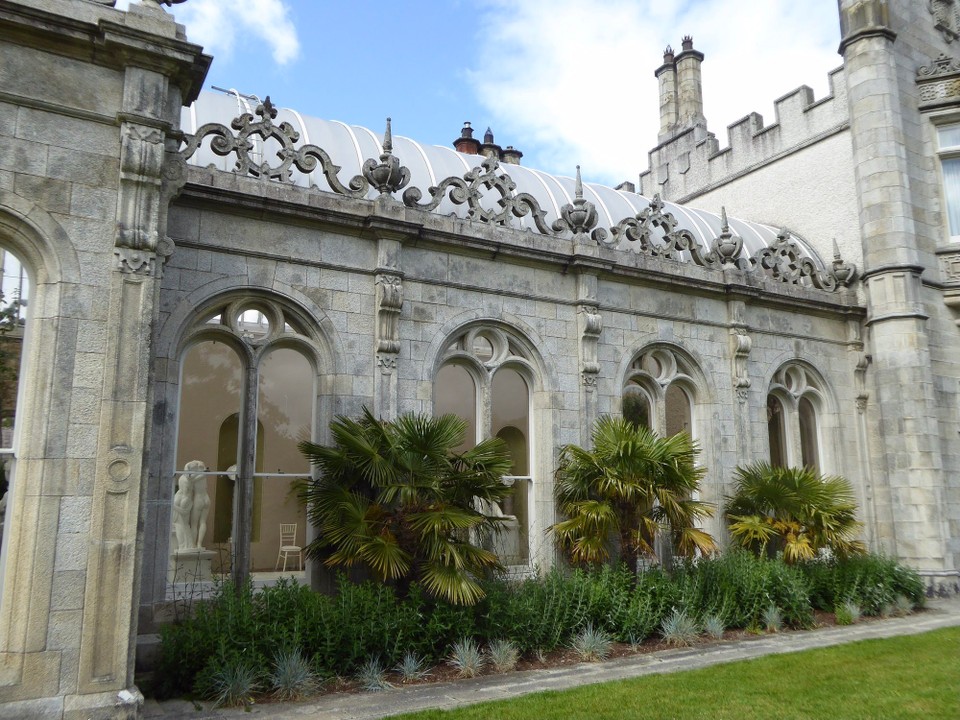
xmin=748 ymin=229 xmax=856 ymax=290
xmin=854 ymin=353 xmax=870 ymax=414
xmin=918 ymin=78 xmax=960 ymax=106
xmin=605 ymin=194 xmax=717 ymax=266
xmin=180 ymin=96 xmax=371 ymax=197
xmin=178 ymin=100 xmax=856 ymax=293
xmin=363 ymin=118 xmax=410 ymax=197
xmin=376 ymin=273 xmax=403 ymax=354
xmin=939 ymin=248 xmax=960 ymax=283
xmin=579 ymin=304 xmax=603 ymax=388
xmin=116 ymin=124 xmax=164 ymax=254
xmin=403 ymin=155 xmax=553 ymax=234
xmin=929 ymin=0 xmax=960 ymax=43
xmin=553 ymin=167 xmax=608 ymax=245
xmin=918 ymin=52 xmax=960 ymax=78
xmin=731 ymin=328 xmax=752 ymax=403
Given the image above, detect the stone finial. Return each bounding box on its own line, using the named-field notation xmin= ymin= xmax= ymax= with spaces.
xmin=362 ymin=117 xmax=411 ymax=197
xmin=552 ymin=166 xmax=607 ymax=245
xmin=830 ymin=238 xmax=857 ymax=286
xmin=710 ymin=206 xmax=743 ymax=265
xmin=484 ymin=127 xmax=494 ymax=144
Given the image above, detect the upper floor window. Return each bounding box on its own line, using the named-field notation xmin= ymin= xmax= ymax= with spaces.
xmin=937 ymin=124 xmax=960 ymax=239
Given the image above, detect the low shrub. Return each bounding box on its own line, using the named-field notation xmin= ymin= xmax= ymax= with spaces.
xmin=800 ymin=554 xmax=924 ymax=616
xmin=153 ymin=552 xmax=921 ymax=701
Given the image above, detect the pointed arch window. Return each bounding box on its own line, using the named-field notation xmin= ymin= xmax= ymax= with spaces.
xmin=434 ymin=326 xmax=535 ymax=567
xmin=623 ymin=346 xmax=697 ymax=439
xmin=172 ymin=298 xmax=317 ymax=589
xmin=767 ymin=364 xmax=825 ymax=471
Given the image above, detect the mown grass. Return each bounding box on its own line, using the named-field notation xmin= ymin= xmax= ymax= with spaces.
xmin=393 ymin=627 xmax=960 ymax=720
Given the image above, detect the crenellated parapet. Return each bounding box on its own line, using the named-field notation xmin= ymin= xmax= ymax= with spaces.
xmin=640 ymin=66 xmax=850 ymax=204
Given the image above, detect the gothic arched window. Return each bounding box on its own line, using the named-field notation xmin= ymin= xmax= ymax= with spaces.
xmin=623 ymin=346 xmax=698 ymax=439
xmin=172 ymin=298 xmax=318 ymax=587
xmin=434 ymin=326 xmax=535 ymax=566
xmin=767 ymin=364 xmax=826 ymax=471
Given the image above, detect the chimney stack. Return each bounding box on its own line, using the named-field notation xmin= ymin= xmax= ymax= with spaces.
xmin=453 ymin=122 xmax=481 ymax=155
xmin=453 ymin=123 xmax=522 ymax=165
xmin=655 ymin=36 xmax=707 ymax=141
xmin=675 ymin=35 xmax=705 ymax=127
xmin=655 ymin=45 xmax=678 ymax=139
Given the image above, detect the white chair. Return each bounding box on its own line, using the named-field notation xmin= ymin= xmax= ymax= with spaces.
xmin=275 ymin=523 xmax=303 ymax=572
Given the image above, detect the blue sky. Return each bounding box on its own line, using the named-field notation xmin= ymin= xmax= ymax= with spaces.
xmin=119 ymin=0 xmax=842 ymax=186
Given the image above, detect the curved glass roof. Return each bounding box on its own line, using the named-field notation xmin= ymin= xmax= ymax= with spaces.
xmin=182 ymin=92 xmax=824 ymax=267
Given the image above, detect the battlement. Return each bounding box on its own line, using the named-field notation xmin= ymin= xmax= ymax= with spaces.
xmin=640 ymin=65 xmax=850 ymax=203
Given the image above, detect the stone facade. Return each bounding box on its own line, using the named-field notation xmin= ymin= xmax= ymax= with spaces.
xmin=640 ymin=0 xmax=960 ymax=584
xmin=0 ymin=0 xmax=956 ymax=717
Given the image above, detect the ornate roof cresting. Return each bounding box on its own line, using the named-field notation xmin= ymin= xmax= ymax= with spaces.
xmin=179 ymin=96 xmax=371 ymax=198
xmin=604 ymin=194 xmax=717 ymax=266
xmin=180 ymin=98 xmax=856 ymax=294
xmin=749 ymin=229 xmax=856 ymax=290
xmin=402 ymin=155 xmax=553 ymax=234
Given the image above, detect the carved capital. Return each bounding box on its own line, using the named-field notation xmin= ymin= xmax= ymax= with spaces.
xmin=115 ymin=247 xmax=157 ymax=276
xmin=376 ymin=354 xmax=398 ymax=372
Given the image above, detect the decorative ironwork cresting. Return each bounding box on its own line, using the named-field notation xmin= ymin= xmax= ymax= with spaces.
xmin=402 ymin=155 xmax=553 ymax=234
xmin=179 ymin=99 xmax=857 ymax=293
xmin=180 ymin=96 xmax=370 ymax=198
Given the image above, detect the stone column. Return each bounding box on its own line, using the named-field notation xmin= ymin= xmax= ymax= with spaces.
xmin=839 ymin=0 xmax=950 ymax=569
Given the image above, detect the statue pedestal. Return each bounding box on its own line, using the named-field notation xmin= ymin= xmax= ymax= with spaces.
xmin=168 ymin=548 xmax=216 ymax=584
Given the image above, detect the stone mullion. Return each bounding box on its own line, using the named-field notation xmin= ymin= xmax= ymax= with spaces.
xmin=232 ymin=364 xmax=259 ymax=590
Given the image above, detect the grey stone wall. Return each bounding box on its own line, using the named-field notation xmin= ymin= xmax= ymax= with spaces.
xmin=0 ymin=1 xmax=206 ymax=717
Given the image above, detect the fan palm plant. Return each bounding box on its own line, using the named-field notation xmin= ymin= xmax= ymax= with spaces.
xmin=551 ymin=416 xmax=716 ymax=568
xmin=299 ymin=408 xmax=514 ymax=605
xmin=725 ymin=461 xmax=865 ymax=563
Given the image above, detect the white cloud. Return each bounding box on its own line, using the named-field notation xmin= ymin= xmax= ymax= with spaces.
xmin=114 ymin=0 xmax=299 ymax=66
xmin=470 ymin=0 xmax=840 ymax=186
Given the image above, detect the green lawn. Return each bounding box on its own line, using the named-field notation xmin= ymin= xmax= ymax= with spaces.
xmin=393 ymin=627 xmax=960 ymax=720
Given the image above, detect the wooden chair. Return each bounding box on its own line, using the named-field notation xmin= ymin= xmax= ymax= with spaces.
xmin=275 ymin=523 xmax=303 ymax=572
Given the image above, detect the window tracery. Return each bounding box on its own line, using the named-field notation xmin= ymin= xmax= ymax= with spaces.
xmin=622 ymin=346 xmax=697 ymax=438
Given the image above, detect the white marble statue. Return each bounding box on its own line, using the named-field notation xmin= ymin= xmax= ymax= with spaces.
xmin=172 ymin=473 xmax=194 ymax=551
xmin=189 ymin=461 xmax=210 ymax=549
xmin=173 ymin=460 xmax=210 ymax=551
